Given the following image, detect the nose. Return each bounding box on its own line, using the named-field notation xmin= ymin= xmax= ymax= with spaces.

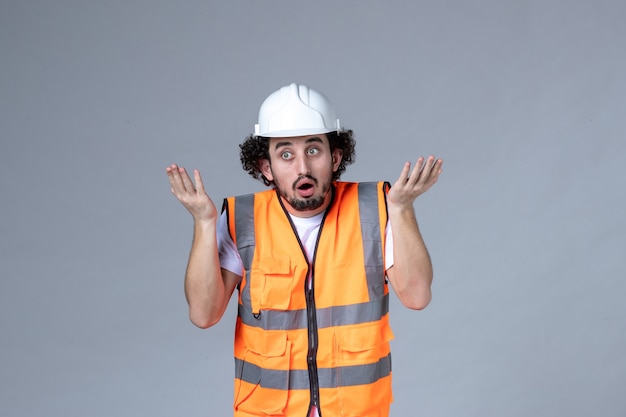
xmin=295 ymin=153 xmax=310 ymax=175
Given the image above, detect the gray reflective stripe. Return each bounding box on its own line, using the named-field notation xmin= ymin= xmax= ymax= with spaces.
xmin=357 ymin=182 xmax=386 ymax=302
xmin=234 ymin=194 xmax=255 ymax=309
xmin=235 ymin=353 xmax=391 ymax=390
xmin=234 ymin=194 xmax=256 ymax=269
xmin=239 ymin=293 xmax=389 ymax=330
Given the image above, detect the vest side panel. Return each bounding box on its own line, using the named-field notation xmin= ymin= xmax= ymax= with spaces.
xmin=315 ymin=182 xmax=394 ymax=416
xmin=231 ymin=190 xmax=311 ymax=416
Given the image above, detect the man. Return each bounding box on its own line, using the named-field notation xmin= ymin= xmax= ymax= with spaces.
xmin=166 ymin=83 xmax=443 ymax=417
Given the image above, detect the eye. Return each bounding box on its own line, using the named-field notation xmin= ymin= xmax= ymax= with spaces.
xmin=307 ymin=148 xmax=320 ymax=156
xmin=280 ymin=151 xmax=293 ymax=160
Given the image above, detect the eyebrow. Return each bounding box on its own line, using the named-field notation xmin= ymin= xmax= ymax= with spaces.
xmin=273 ymin=136 xmax=323 ymax=150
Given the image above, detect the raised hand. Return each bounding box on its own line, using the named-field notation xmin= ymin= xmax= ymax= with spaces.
xmin=166 ymin=164 xmax=217 ymax=222
xmin=387 ymin=156 xmax=443 ymax=210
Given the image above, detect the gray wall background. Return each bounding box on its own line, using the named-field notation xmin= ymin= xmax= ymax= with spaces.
xmin=1 ymin=1 xmax=624 ymax=416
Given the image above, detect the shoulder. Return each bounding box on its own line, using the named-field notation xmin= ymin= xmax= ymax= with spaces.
xmin=226 ymin=188 xmax=276 ymax=201
xmin=334 ymin=181 xmax=390 ymax=199
xmin=223 ymin=188 xmax=277 ymax=211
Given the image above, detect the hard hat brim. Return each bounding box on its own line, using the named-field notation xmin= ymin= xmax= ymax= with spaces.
xmin=254 ymin=126 xmax=339 ymax=138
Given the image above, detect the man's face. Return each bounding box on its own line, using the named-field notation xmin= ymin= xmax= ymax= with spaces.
xmin=260 ymin=134 xmax=343 ymax=217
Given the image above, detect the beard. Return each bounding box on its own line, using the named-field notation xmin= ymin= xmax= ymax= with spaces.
xmin=275 ymin=175 xmax=331 ymax=212
xmin=287 ymin=194 xmax=326 ymax=211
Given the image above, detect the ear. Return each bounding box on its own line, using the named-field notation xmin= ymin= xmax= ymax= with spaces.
xmin=331 ymin=149 xmax=343 ymax=172
xmin=259 ymin=159 xmax=273 ymax=181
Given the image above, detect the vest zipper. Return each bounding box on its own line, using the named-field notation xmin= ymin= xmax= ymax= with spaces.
xmin=306 ymin=276 xmax=320 ymax=417
xmin=278 ymin=187 xmax=335 ymax=417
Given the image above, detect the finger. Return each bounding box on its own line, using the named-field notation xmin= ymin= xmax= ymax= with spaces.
xmin=170 ymin=165 xmax=195 ymax=194
xmin=419 ymin=158 xmax=443 ymax=188
xmin=194 ymin=169 xmax=206 ymax=194
xmin=395 ymin=161 xmax=412 ymax=185
xmin=409 ymin=157 xmax=427 ymax=180
xmin=434 ymin=158 xmax=443 ymax=173
xmin=426 ymin=158 xmax=443 ymax=181
xmin=418 ymin=156 xmax=440 ymax=180
xmin=165 ymin=164 xmax=179 ymax=179
xmin=166 ymin=164 xmax=185 ymax=191
xmin=403 ymin=157 xmax=426 ymax=186
xmin=178 ymin=167 xmax=196 ymax=193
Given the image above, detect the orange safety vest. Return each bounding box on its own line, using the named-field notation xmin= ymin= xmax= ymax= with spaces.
xmin=223 ymin=181 xmax=394 ymax=417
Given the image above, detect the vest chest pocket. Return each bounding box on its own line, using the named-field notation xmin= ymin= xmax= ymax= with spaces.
xmin=253 ymin=256 xmax=295 ymax=311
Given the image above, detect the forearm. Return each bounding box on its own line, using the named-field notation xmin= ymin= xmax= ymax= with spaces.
xmin=388 ymin=205 xmax=433 ymax=310
xmin=184 ymin=219 xmax=227 ymax=328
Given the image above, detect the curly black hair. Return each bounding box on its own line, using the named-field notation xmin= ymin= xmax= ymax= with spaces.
xmin=239 ymin=130 xmax=356 ymax=186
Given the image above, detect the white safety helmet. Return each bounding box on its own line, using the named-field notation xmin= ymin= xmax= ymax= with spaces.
xmin=254 ymin=83 xmax=341 ymax=138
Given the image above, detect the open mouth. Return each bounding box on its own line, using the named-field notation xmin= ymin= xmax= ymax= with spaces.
xmin=294 ymin=177 xmax=316 ymax=197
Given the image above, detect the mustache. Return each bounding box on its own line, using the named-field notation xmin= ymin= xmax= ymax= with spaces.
xmin=292 ymin=175 xmax=318 ymax=190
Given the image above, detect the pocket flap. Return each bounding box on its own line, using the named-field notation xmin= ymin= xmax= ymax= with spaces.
xmin=336 ymin=323 xmax=394 ymax=352
xmin=244 ymin=329 xmax=288 ymax=357
xmin=256 ymin=256 xmax=291 ymax=275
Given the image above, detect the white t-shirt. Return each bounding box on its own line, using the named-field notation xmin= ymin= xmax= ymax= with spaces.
xmin=217 ymin=210 xmax=394 ymax=275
